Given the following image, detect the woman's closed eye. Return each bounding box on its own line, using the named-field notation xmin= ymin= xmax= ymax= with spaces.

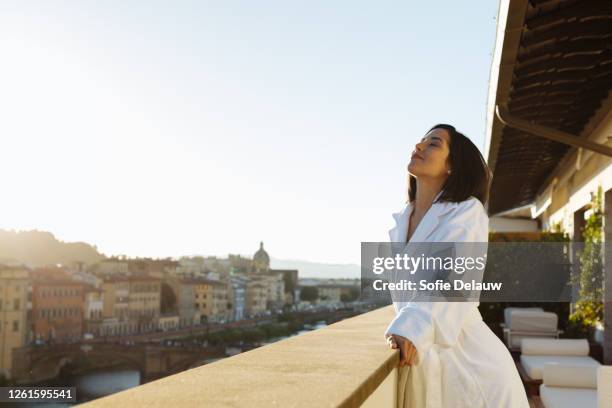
xmin=419 ymin=137 xmax=442 ymax=148
xmin=422 ymin=142 xmax=439 ymax=150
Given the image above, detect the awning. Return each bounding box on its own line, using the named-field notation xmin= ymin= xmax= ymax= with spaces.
xmin=485 ymin=0 xmax=612 ymax=215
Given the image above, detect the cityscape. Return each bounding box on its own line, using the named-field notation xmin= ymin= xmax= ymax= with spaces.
xmin=2 ymin=0 xmax=611 ymax=406
xmin=0 ymin=232 xmax=363 ymax=403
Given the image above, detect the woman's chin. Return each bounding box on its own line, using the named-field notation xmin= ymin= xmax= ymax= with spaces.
xmin=407 ymin=162 xmax=423 ymax=174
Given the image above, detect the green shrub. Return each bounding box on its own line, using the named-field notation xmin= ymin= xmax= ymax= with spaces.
xmin=569 ymin=186 xmax=604 ymax=329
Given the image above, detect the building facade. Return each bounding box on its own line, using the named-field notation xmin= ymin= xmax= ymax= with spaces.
xmin=83 ymin=287 xmax=104 ymax=337
xmin=484 ymin=0 xmax=612 ymax=363
xmin=245 ymin=281 xmax=267 ymax=317
xmin=229 ymin=276 xmax=247 ymax=321
xmin=194 ymin=279 xmax=229 ymax=323
xmin=0 ymin=267 xmax=29 ymax=379
xmin=168 ymin=278 xmax=195 ymax=327
xmin=101 ymin=279 xmax=132 ymax=335
xmin=127 ymin=276 xmax=161 ymax=333
xmin=32 ymin=278 xmax=84 ymax=343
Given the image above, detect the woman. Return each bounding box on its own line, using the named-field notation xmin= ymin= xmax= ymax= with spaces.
xmin=384 ymin=124 xmax=529 ymax=407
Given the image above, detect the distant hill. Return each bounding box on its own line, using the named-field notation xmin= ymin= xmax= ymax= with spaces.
xmin=0 ymin=229 xmax=105 ymax=268
xmin=270 ymin=257 xmax=360 ymax=279
xmin=0 ymin=229 xmax=360 ymax=276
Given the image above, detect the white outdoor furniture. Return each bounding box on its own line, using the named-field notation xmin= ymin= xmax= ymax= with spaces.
xmin=502 ymin=307 xmax=561 ymax=349
xmin=518 ymin=338 xmax=601 ymax=396
xmin=539 ymin=364 xmax=612 ymax=408
xmin=598 ymin=366 xmax=612 ymax=408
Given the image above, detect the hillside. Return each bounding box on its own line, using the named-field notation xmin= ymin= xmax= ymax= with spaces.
xmin=0 ymin=229 xmax=105 ymax=267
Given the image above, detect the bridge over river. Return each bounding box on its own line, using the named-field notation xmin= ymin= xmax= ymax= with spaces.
xmin=11 ymin=343 xmax=226 ymax=384
xmin=11 ymin=307 xmax=368 ymax=385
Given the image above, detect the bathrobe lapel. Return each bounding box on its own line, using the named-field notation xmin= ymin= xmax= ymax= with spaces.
xmin=388 ymin=190 xmax=459 ymax=244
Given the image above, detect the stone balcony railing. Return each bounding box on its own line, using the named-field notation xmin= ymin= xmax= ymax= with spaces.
xmin=80 ymin=305 xmax=399 ymax=407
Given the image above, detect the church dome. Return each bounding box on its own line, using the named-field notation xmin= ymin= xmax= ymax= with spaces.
xmin=253 ymin=241 xmax=270 ymax=272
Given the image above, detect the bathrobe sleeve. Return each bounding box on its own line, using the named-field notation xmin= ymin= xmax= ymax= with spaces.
xmin=384 ymin=203 xmax=488 ymax=365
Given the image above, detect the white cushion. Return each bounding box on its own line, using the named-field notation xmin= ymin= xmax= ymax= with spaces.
xmin=507 ymin=310 xmax=558 ymax=332
xmin=542 ymin=363 xmax=597 ymax=388
xmin=540 ymin=384 xmax=597 ymax=408
xmin=521 ymin=338 xmax=589 ymax=356
xmin=520 ymin=355 xmax=600 ymax=380
xmin=504 ymin=307 xmax=543 ymax=326
xmin=598 ymin=366 xmax=612 ymax=408
xmin=509 ymin=332 xmax=558 ymax=349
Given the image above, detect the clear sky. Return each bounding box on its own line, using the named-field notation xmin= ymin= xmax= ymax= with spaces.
xmin=0 ymin=1 xmax=499 ymax=264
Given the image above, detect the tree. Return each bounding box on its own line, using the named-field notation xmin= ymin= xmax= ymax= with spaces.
xmin=300 ymin=286 xmax=318 ymax=302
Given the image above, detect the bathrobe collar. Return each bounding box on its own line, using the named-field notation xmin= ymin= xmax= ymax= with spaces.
xmin=388 ymin=190 xmax=462 ymax=243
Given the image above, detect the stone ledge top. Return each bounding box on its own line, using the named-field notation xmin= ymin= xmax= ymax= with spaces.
xmin=80 ymin=305 xmax=397 ymax=408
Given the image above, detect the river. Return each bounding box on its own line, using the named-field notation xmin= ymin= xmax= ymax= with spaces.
xmin=13 ymin=321 xmax=328 ymax=407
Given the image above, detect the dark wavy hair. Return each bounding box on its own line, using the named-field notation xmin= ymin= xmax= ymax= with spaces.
xmin=407 ymin=123 xmax=491 ymax=207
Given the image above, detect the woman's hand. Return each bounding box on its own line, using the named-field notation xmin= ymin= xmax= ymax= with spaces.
xmin=387 ymin=334 xmax=418 ymax=367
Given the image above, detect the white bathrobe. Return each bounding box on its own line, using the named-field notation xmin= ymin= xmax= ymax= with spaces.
xmin=384 ymin=193 xmax=529 ymax=408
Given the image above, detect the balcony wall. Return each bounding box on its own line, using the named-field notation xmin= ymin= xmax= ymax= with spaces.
xmin=80 ymin=305 xmax=399 ymax=407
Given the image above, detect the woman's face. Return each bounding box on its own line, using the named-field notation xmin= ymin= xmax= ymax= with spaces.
xmin=407 ymin=128 xmax=451 ymax=178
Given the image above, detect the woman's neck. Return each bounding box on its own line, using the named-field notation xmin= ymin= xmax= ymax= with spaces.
xmin=413 ymin=177 xmax=445 ymax=217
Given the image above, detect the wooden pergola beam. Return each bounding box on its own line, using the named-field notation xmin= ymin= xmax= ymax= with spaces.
xmin=496 ymin=105 xmax=612 ymax=158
